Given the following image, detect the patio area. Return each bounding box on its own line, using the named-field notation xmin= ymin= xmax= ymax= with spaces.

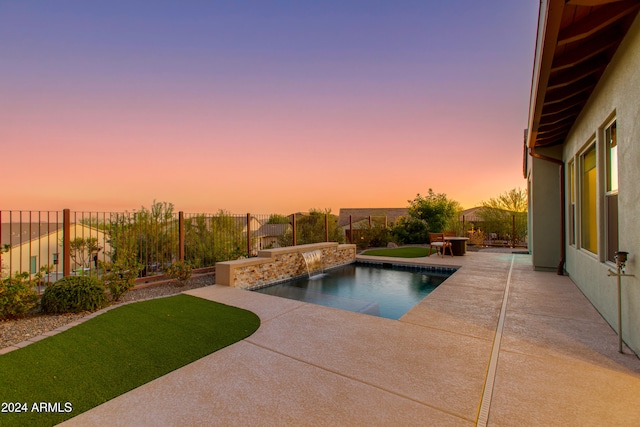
xmin=62 ymin=252 xmax=640 ymax=426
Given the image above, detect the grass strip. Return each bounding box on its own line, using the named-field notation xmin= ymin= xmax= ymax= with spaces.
xmin=0 ymin=294 xmax=260 ymax=426
xmin=361 ymin=247 xmax=434 ymax=258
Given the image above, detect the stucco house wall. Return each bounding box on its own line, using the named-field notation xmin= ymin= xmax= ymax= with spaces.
xmin=560 ymin=14 xmax=640 ymax=354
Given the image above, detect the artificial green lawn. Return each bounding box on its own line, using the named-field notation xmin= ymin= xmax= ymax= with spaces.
xmin=361 ymin=246 xmax=434 ymax=258
xmin=0 ymin=294 xmax=260 ymax=427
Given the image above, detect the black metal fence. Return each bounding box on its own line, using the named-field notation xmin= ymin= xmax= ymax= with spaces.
xmin=0 ymin=209 xmax=344 ymax=288
xmin=460 ymin=212 xmax=528 ymax=248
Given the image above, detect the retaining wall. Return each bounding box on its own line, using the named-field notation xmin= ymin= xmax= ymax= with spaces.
xmin=215 ymin=242 xmax=357 ymax=289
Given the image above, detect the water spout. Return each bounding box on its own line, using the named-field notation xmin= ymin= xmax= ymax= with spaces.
xmin=301 ymin=249 xmax=324 ymax=278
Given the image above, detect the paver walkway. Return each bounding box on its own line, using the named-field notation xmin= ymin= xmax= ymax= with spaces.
xmin=63 ymin=252 xmax=640 ymax=426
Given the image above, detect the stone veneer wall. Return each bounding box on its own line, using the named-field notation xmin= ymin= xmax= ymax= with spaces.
xmin=215 ymin=242 xmax=356 ymax=289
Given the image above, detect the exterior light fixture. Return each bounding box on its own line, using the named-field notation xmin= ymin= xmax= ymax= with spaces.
xmin=608 ymin=250 xmax=634 ymax=353
xmin=615 ymin=251 xmax=628 ymax=270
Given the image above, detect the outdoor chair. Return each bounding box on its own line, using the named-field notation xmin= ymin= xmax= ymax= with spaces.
xmin=429 ymin=233 xmax=453 ymax=258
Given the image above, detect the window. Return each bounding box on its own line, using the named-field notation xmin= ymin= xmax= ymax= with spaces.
xmin=605 ymin=121 xmax=618 ymax=262
xmin=30 ymin=256 xmax=38 ymax=274
xmin=52 ymin=253 xmax=59 ymax=265
xmin=581 ymin=145 xmax=597 ymax=254
xmin=568 ymin=160 xmax=575 ymax=246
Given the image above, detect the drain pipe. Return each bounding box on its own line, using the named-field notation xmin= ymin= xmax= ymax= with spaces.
xmin=529 ymin=147 xmax=565 ymax=275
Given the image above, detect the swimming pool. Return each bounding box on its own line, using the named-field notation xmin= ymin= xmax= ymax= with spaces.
xmin=252 ymin=262 xmax=454 ymax=320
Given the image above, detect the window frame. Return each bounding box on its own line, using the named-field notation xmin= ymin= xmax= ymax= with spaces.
xmin=603 ymin=119 xmax=618 ymax=264
xmin=568 ymin=159 xmax=576 ymax=246
xmin=579 ymin=140 xmax=598 ymax=255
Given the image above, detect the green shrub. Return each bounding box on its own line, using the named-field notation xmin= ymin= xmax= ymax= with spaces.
xmin=165 ymin=260 xmax=193 ymax=285
xmin=102 ymin=250 xmax=142 ymax=301
xmin=357 ymin=225 xmax=393 ymax=249
xmin=391 ymin=216 xmax=429 ymax=244
xmin=41 ymin=276 xmax=108 ymax=314
xmin=0 ymin=272 xmax=40 ymax=319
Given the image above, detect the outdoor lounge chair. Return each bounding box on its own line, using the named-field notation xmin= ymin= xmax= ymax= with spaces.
xmin=429 ymin=232 xmax=453 ymax=258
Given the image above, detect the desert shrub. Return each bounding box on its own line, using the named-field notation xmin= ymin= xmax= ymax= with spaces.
xmin=357 ymin=225 xmax=393 ymax=249
xmin=102 ymin=252 xmax=141 ymax=301
xmin=467 ymin=229 xmax=486 ymax=246
xmin=391 ymin=216 xmax=429 ymax=244
xmin=165 ymin=260 xmax=193 ymax=285
xmin=41 ymin=276 xmax=108 ymax=314
xmin=0 ymin=272 xmax=40 ymax=319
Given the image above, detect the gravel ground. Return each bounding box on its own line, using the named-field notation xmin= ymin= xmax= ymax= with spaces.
xmin=0 ymin=274 xmax=216 ymax=350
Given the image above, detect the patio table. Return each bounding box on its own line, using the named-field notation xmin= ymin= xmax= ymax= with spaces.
xmin=444 ymin=236 xmax=469 ymax=256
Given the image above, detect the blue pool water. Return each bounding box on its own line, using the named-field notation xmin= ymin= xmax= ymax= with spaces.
xmin=252 ymin=263 xmax=453 ymax=320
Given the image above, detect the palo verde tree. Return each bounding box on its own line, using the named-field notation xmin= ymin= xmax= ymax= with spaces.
xmin=482 ymin=187 xmax=528 ymax=213
xmin=479 ymin=187 xmax=528 ymax=246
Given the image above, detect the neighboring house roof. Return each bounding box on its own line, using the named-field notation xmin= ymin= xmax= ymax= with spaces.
xmin=338 ymin=208 xmax=408 ymax=227
xmin=1 ymin=223 xmax=63 ymax=246
xmin=459 ymin=207 xmax=486 ymax=222
xmin=255 ymin=223 xmax=291 ymax=237
xmin=459 ymin=207 xmax=519 ymax=222
xmin=526 ymin=1 xmax=640 ymax=151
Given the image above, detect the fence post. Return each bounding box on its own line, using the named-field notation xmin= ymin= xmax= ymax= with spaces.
xmin=179 ymin=211 xmax=185 ymax=261
xmin=292 ymin=214 xmax=297 ymax=246
xmin=325 ymin=214 xmax=329 ymax=242
xmin=0 ymin=211 xmax=3 ymax=273
xmin=349 ymin=215 xmax=353 ymax=244
xmin=512 ymin=214 xmax=516 ymax=248
xmin=246 ymin=213 xmax=252 ymax=256
xmin=63 ymin=208 xmax=71 ymax=276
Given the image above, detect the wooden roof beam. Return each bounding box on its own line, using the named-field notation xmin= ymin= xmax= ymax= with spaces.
xmin=540 ymin=105 xmax=582 ymax=122
xmin=551 ymin=27 xmax=622 ymax=71
xmin=538 ymin=112 xmax=579 ymax=129
xmin=535 ymin=127 xmax=571 ymax=145
xmin=538 ymin=117 xmax=573 ymax=137
xmin=541 ymin=97 xmax=585 ymax=116
xmin=543 ymin=78 xmax=596 ymax=104
xmin=547 ymin=55 xmax=608 ymax=90
xmin=567 ymin=0 xmax=631 ymax=6
xmin=557 ymin=1 xmax=640 ymax=46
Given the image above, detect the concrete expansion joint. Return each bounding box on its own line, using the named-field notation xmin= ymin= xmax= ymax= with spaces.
xmin=398 ymin=319 xmax=493 ymax=344
xmin=242 ymin=339 xmax=473 ymax=424
xmin=258 ymin=302 xmax=310 ymax=324
xmin=476 ymin=255 xmax=515 ymax=427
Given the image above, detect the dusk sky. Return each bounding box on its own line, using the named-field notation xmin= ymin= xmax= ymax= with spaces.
xmin=2 ymin=1 xmax=538 ymax=215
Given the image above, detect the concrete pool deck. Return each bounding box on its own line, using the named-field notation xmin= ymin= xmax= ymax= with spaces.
xmin=63 ymin=252 xmax=640 ymax=426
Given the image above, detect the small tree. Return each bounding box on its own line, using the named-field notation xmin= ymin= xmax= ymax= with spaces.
xmin=480 ymin=188 xmax=528 ymax=246
xmin=482 ymin=187 xmax=528 ymax=213
xmin=407 ymin=189 xmax=461 ymax=234
xmin=278 ymin=209 xmax=344 ymax=246
xmin=267 ymin=214 xmax=290 ymax=224
xmin=69 ymin=237 xmax=100 ymax=270
xmin=102 ymin=247 xmax=142 ymax=301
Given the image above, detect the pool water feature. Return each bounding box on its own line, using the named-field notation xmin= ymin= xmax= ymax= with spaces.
xmin=252 ymin=262 xmax=454 ymax=320
xmin=300 ymin=249 xmax=324 ymax=278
